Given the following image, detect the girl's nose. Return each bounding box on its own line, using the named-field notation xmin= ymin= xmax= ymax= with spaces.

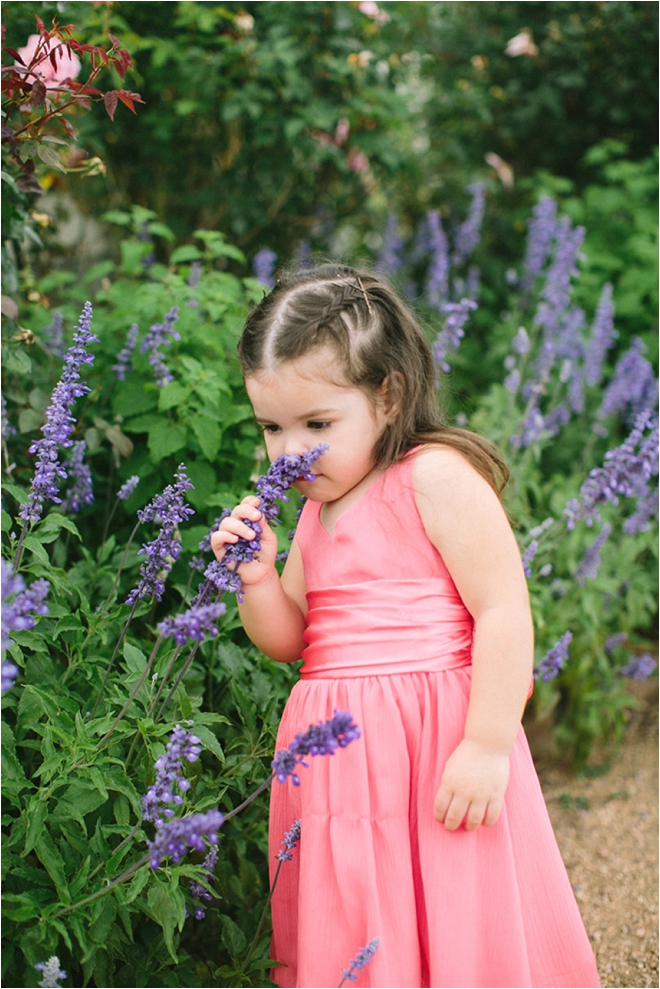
xmin=282 ymin=434 xmax=308 ymax=457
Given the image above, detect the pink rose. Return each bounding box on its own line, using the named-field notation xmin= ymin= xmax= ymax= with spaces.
xmin=15 ymin=34 xmax=82 ymax=88
xmin=358 ymin=2 xmax=390 ymax=25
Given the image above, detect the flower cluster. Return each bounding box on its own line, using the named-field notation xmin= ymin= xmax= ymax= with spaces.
xmin=534 ymin=631 xmax=573 ymax=682
xmin=147 ymin=810 xmax=224 ymax=869
xmin=41 ymin=309 xmax=65 ymax=357
xmin=375 ymin=214 xmax=404 ymax=275
xmin=188 ymin=842 xmax=219 ymax=919
xmin=276 ymin=818 xmax=302 ymax=862
xmin=19 ymin=302 xmax=98 ymax=524
xmin=424 ymin=211 xmax=450 ymax=310
xmin=59 ymin=441 xmax=94 ymax=514
xmin=575 ymin=523 xmax=612 ymax=586
xmin=2 ymin=560 xmax=50 ymax=692
xmin=620 ymin=653 xmax=657 ymax=681
xmin=35 ymin=956 xmax=67 ymax=989
xmin=433 ymin=298 xmax=478 ymax=373
xmin=339 ymin=937 xmax=381 ymax=986
xmin=141 ymin=724 xmax=202 ymax=824
xmin=112 ymin=322 xmax=139 ymax=381
xmin=139 ymin=307 xmax=181 ymax=386
xmin=126 ymin=465 xmax=195 ymax=605
xmin=157 ymin=601 xmax=226 ymax=646
xmin=272 ymin=710 xmax=361 ymax=785
xmin=521 ymin=196 xmax=557 ymax=291
xmin=598 ymin=337 xmax=658 ymax=426
xmin=204 ymin=446 xmax=328 ymax=599
xmin=452 ymin=182 xmax=485 ymax=267
xmin=253 ymin=247 xmax=277 ymax=288
xmin=117 ymin=475 xmax=140 ymax=501
xmin=564 ymin=410 xmax=658 ymax=530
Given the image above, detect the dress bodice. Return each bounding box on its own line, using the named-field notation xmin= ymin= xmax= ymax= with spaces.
xmin=295 ymin=449 xmax=474 ymax=678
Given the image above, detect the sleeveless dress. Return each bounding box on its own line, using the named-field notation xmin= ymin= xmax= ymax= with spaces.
xmin=268 ymin=451 xmax=601 ymax=989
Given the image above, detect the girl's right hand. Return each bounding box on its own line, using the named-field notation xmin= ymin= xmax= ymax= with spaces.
xmin=210 ymin=496 xmax=279 ymax=586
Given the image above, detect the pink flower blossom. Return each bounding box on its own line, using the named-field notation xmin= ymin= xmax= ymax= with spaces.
xmin=359 ymin=1 xmax=390 ymax=24
xmin=15 ymin=35 xmax=81 ymax=88
xmin=348 ymin=147 xmax=369 ymax=173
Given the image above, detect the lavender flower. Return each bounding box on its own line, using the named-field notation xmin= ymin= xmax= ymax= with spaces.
xmin=117 ymin=475 xmax=140 ymax=501
xmin=564 ymin=410 xmax=658 ymax=530
xmin=1 ymin=395 xmax=16 ymax=439
xmin=41 ymin=309 xmax=66 ymax=358
xmin=521 ymin=196 xmax=557 ymax=291
xmin=512 ymin=326 xmax=531 ymax=355
xmin=424 ymin=211 xmax=450 ymax=310
xmin=623 ymin=491 xmax=658 ymax=535
xmin=605 ymin=632 xmax=626 ymax=655
xmin=147 ymin=809 xmax=224 ymax=869
xmin=2 ymin=560 xmax=50 ymax=690
xmin=598 ymin=338 xmax=658 ymax=425
xmin=187 ymin=260 xmax=202 ymax=288
xmin=452 ymin=182 xmax=485 ymax=267
xmin=585 ymin=284 xmax=617 ymax=387
xmin=253 ymin=248 xmax=277 ymax=288
xmin=188 ymin=841 xmax=218 ymax=919
xmin=375 ymin=214 xmax=404 ymax=275
xmin=620 ymin=653 xmax=657 ymax=680
xmin=141 ymin=723 xmax=202 ymax=824
xmin=276 ymin=818 xmax=302 ymax=862
xmin=272 ymin=710 xmax=360 ymax=785
xmin=35 ymin=956 xmax=67 ymax=988
xmin=19 ymin=301 xmax=98 ymax=524
xmin=433 ymin=299 xmax=478 ymax=373
xmin=112 ymin=322 xmax=139 ymax=381
xmin=59 ymin=441 xmax=93 ymax=514
xmin=204 ymin=446 xmax=328 ymax=600
xmin=534 ymin=631 xmax=573 ymax=682
xmin=575 ymin=523 xmax=612 ymax=585
xmin=339 ymin=937 xmax=381 ymax=986
xmin=126 ymin=465 xmax=194 ymax=605
xmin=535 ymin=215 xmax=585 ymax=341
xmin=139 ymin=307 xmax=180 ymax=387
xmin=521 ymin=540 xmax=539 ymax=578
xmin=157 ymin=601 xmax=226 ymax=645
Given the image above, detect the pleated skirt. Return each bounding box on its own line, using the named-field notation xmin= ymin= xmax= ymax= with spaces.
xmin=268 ymin=667 xmax=601 ymax=989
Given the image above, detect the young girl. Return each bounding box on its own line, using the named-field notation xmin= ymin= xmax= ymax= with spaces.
xmin=212 ymin=264 xmax=601 ymax=989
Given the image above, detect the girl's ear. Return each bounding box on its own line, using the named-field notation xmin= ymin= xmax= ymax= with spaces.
xmin=378 ymin=372 xmax=405 ymax=421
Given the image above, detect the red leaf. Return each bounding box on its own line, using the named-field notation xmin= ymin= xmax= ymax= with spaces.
xmin=6 ymin=47 xmax=25 ymax=65
xmin=30 ymin=78 xmax=47 ymax=109
xmin=49 ymin=48 xmax=59 ymax=72
xmin=36 ymin=15 xmax=45 ymax=30
xmin=103 ymin=90 xmax=118 ymax=121
xmin=116 ymin=89 xmax=145 ymax=114
xmin=108 ymin=34 xmax=120 ymax=51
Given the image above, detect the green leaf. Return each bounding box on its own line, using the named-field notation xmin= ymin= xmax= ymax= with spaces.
xmin=23 ymin=796 xmax=49 ymax=855
xmin=158 ymin=381 xmax=191 ymax=412
xmin=53 ymin=615 xmax=83 ymax=638
xmin=22 ymin=535 xmax=50 ymax=566
xmin=34 ymin=831 xmax=71 ymax=902
xmin=147 ymin=880 xmax=185 ymax=962
xmin=191 ymin=414 xmax=222 ymax=461
xmin=219 ymin=912 xmax=247 ymax=956
xmin=123 ymin=640 xmax=148 ymax=674
xmin=191 ymin=724 xmax=224 ymax=764
xmin=170 ymin=245 xmax=203 ymax=264
xmin=148 ymin=421 xmax=188 ymax=459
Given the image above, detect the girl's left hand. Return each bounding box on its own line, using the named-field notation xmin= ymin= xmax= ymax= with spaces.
xmin=434 ymin=738 xmax=510 ymax=831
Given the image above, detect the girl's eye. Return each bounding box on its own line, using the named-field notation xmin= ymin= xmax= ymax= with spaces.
xmin=261 ymin=424 xmax=280 ymax=434
xmin=307 ymin=421 xmax=331 ymax=431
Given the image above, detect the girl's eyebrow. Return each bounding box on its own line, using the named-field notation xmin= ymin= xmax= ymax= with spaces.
xmin=254 ymin=408 xmax=338 ymax=424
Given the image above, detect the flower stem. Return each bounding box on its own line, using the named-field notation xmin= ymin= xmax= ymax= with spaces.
xmin=95 ymin=635 xmax=164 ymax=751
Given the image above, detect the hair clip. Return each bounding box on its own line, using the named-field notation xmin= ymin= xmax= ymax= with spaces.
xmin=356 ymin=276 xmax=373 ymax=316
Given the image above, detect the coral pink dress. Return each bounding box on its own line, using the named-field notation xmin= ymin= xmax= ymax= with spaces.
xmin=268 ymin=451 xmax=601 ymax=989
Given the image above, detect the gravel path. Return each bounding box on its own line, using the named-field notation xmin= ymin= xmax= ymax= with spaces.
xmin=534 ymin=685 xmax=658 ymax=989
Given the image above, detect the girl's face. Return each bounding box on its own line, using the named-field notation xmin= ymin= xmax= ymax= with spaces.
xmin=245 ymin=346 xmax=388 ymax=504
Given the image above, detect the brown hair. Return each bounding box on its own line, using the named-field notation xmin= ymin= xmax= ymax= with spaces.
xmin=239 ymin=263 xmax=509 ymax=495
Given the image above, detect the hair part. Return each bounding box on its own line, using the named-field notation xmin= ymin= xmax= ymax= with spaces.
xmin=239 ymin=263 xmax=509 ymax=496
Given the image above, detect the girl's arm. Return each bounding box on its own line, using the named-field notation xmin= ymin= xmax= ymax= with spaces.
xmin=413 ymin=446 xmax=534 ymax=832
xmin=210 ymin=496 xmax=308 ymax=663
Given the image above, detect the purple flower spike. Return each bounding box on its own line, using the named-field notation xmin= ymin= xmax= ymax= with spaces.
xmin=433 ymin=298 xmax=478 ymax=373
xmin=620 ymin=653 xmax=657 ymax=681
xmin=139 ymin=307 xmax=180 ymax=387
xmin=452 ymin=181 xmax=485 ymax=267
xmin=575 ymin=523 xmax=612 ymax=586
xmin=19 ymin=301 xmax=98 ymax=524
xmin=59 ymin=440 xmax=94 ymax=514
xmin=534 ymin=631 xmax=573 ymax=682
xmin=276 ymin=818 xmax=302 ymax=862
xmin=117 ymin=475 xmax=140 ymax=501
xmin=126 ymin=464 xmax=195 ymax=605
xmin=340 ymin=937 xmax=381 ymax=986
xmin=253 ymin=247 xmax=277 ymax=288
xmin=35 ymin=956 xmax=67 ymax=988
xmin=375 ymin=214 xmax=404 ymax=275
xmin=147 ymin=810 xmax=224 ymax=869
xmin=521 ymin=196 xmax=558 ymax=290
xmin=113 ymin=322 xmax=139 ymax=381
xmin=141 ymin=723 xmax=202 ymax=824
xmin=157 ymin=601 xmax=226 ymax=645
xmin=188 ymin=841 xmax=218 ymax=919
xmin=272 ymin=710 xmax=360 ymax=785
xmin=424 ymin=211 xmax=450 ymax=310
xmin=2 ymin=560 xmax=50 ymax=691
xmin=204 ymin=445 xmax=328 ymax=600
